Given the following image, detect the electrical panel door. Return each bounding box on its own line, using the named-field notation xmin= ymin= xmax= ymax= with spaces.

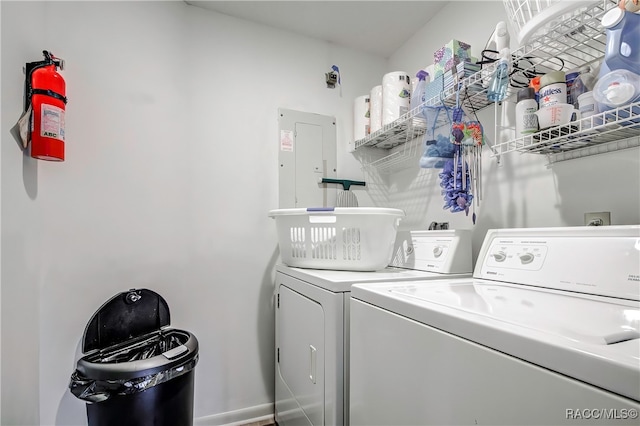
xmin=278 ymin=109 xmax=337 ymax=208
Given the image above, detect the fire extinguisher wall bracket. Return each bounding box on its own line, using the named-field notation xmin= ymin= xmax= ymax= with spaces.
xmin=24 ymin=50 xmax=67 ymax=161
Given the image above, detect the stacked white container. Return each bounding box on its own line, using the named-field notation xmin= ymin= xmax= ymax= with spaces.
xmin=381 ymin=71 xmax=410 ymax=126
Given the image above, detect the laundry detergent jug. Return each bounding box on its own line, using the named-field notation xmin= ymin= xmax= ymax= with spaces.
xmin=601 ymin=7 xmax=640 ymax=76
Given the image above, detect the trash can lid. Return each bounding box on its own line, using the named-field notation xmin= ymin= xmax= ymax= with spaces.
xmin=82 ymin=288 xmax=170 ymax=353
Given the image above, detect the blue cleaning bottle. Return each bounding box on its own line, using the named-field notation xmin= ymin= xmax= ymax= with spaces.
xmin=487 ymin=48 xmax=510 ymax=102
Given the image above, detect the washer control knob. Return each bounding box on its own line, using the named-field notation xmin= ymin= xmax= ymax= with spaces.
xmin=520 ymin=253 xmax=535 ymax=264
xmin=492 ymin=252 xmax=507 ymax=262
xmin=433 ymin=246 xmax=443 ymax=258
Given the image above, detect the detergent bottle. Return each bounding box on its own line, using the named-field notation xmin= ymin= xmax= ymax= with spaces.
xmin=601 ymin=6 xmax=640 ymax=76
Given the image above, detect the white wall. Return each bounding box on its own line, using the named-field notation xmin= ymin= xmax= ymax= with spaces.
xmin=1 ymin=2 xmax=47 ymax=424
xmin=3 ymin=1 xmax=638 ymax=425
xmin=382 ymin=1 xmax=640 ymax=259
xmin=0 ymin=1 xmax=386 ymax=425
xmin=0 ymin=1 xmax=4 ymax=423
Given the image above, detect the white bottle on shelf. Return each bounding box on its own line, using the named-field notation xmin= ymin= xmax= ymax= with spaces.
xmin=569 ymin=66 xmax=596 ymax=108
xmin=515 ymin=87 xmax=539 ymax=136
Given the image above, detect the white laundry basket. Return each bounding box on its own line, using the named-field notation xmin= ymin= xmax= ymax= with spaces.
xmin=269 ymin=207 xmax=404 ymax=271
xmin=503 ymin=0 xmax=601 ymax=45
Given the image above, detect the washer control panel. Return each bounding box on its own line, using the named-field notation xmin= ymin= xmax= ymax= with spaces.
xmin=485 ymin=243 xmax=548 ymax=270
xmin=476 ymin=227 xmax=640 ymax=300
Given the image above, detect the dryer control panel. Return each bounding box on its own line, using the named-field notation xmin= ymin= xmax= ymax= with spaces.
xmin=391 ymin=229 xmax=472 ymax=274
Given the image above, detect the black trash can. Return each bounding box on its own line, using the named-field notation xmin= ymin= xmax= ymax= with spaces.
xmin=69 ymin=288 xmax=199 ymax=426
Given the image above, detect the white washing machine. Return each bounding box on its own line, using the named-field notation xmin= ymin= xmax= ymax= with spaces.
xmin=350 ymin=225 xmax=640 ymax=426
xmin=274 ymin=230 xmax=473 ymax=426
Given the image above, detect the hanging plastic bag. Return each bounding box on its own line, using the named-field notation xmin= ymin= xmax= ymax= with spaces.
xmin=69 ymin=356 xmax=198 ymax=403
xmin=419 ymin=104 xmax=456 ymax=169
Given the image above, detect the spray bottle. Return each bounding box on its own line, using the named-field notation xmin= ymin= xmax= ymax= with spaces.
xmin=482 ymin=21 xmax=510 ymax=88
xmin=487 ymin=48 xmax=511 ymax=102
xmin=410 ymin=70 xmax=430 ymax=111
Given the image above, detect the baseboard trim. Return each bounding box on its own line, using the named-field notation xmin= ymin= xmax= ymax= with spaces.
xmin=194 ymin=403 xmax=275 ymax=426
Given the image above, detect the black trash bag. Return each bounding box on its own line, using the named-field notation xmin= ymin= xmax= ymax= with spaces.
xmin=69 ymin=333 xmax=198 ymax=403
xmin=98 ymin=333 xmax=185 ymax=363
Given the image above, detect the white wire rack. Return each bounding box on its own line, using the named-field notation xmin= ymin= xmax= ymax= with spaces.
xmin=353 ymin=107 xmax=426 ymax=174
xmin=503 ymin=0 xmax=603 ymax=45
xmin=493 ymin=0 xmax=640 ymax=162
xmin=492 ymin=102 xmax=640 ymax=163
xmin=353 ymin=0 xmax=634 ymax=171
xmin=353 ymin=68 xmax=493 ymax=174
xmin=354 ymin=107 xmax=426 ymax=150
xmin=359 ymin=137 xmax=422 ymax=174
xmin=511 ymin=0 xmax=613 ymax=73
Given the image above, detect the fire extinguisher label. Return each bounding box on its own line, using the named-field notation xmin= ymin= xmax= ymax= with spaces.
xmin=41 ymin=104 xmax=65 ymax=141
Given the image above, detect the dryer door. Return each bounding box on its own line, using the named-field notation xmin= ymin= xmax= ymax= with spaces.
xmin=277 ymin=284 xmax=325 ymax=426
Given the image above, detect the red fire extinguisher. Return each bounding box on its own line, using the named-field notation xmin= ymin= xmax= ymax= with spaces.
xmin=25 ymin=50 xmax=67 ymax=161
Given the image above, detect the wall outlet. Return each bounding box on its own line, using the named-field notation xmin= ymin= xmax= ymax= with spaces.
xmin=584 ymin=211 xmax=611 ymax=226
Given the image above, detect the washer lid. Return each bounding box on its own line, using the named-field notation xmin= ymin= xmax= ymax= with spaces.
xmin=82 ymin=289 xmax=170 ymax=353
xmin=351 ymin=279 xmax=640 ymax=401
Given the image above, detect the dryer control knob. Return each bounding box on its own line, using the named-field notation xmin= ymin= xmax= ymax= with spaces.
xmin=433 ymin=246 xmax=443 ymax=257
xmin=492 ymin=252 xmax=507 ymax=262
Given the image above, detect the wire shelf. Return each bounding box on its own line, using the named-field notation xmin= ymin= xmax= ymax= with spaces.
xmin=503 ymin=0 xmax=611 ymax=45
xmin=353 ymin=0 xmax=631 ymax=170
xmin=363 ymin=149 xmax=416 ymax=174
xmin=548 ymin=135 xmax=640 ymax=163
xmin=354 ymin=65 xmax=493 ymax=154
xmin=510 ymin=0 xmax=614 ymax=80
xmin=354 ymin=107 xmax=427 ymax=150
xmin=492 ymin=102 xmax=640 ymax=160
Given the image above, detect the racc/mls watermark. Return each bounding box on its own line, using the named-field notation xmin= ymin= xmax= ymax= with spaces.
xmin=566 ymin=409 xmax=638 ymax=420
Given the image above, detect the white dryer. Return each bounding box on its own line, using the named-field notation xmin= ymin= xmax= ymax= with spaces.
xmin=274 ymin=230 xmax=472 ymax=426
xmin=350 ymin=225 xmax=640 ymax=426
